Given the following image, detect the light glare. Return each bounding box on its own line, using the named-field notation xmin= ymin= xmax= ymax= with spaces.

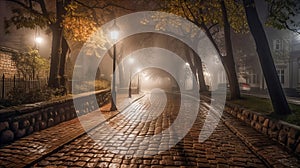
xmin=110 ymin=30 xmax=119 ymax=40
xmin=35 ymin=36 xmax=43 ymax=44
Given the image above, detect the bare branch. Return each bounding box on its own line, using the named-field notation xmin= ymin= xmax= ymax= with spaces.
xmin=208 ymin=23 xmax=219 ymax=31
xmin=37 ymin=0 xmax=52 ymax=23
xmin=6 ymin=0 xmax=44 ymax=16
xmin=182 ymin=0 xmax=199 ymax=25
xmin=74 ymin=0 xmax=134 ymax=11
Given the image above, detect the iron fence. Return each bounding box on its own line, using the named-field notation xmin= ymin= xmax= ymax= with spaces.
xmin=0 ymin=74 xmax=48 ymax=99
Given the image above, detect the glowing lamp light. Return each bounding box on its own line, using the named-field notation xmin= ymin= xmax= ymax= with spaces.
xmin=110 ymin=20 xmax=120 ymax=41
xmin=110 ymin=30 xmax=119 ymax=40
xmin=204 ymin=72 xmax=211 ymax=77
xmin=35 ymin=36 xmax=43 ymax=44
xmin=129 ymin=57 xmax=134 ymax=64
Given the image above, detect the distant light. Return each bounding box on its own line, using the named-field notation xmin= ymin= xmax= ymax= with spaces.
xmin=35 ymin=36 xmax=43 ymax=44
xmin=110 ymin=20 xmax=120 ymax=41
xmin=204 ymin=72 xmax=211 ymax=77
xmin=129 ymin=57 xmax=134 ymax=64
xmin=185 ymin=62 xmax=190 ymax=66
xmin=110 ymin=30 xmax=119 ymax=40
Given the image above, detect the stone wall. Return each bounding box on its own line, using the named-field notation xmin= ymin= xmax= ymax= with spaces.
xmin=0 ymin=89 xmax=110 ymax=145
xmin=0 ymin=47 xmax=18 ymax=78
xmin=225 ymin=102 xmax=300 ymax=155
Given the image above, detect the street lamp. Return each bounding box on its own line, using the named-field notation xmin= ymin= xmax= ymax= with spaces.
xmin=35 ymin=36 xmax=43 ymax=47
xmin=33 ymin=34 xmax=43 ymax=80
xmin=184 ymin=62 xmax=190 ymax=90
xmin=128 ymin=57 xmax=134 ymax=98
xmin=110 ymin=20 xmax=120 ymax=111
xmin=136 ymin=68 xmax=141 ymax=94
xmin=34 ymin=28 xmax=43 ymax=50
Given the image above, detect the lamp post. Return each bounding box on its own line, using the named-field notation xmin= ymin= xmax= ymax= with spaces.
xmin=110 ymin=20 xmax=119 ymax=111
xmin=128 ymin=58 xmax=134 ymax=98
xmin=137 ymin=69 xmax=141 ymax=94
xmin=184 ymin=62 xmax=190 ymax=90
xmin=33 ymin=33 xmax=43 ymax=80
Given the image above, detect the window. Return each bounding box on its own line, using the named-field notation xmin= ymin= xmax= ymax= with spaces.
xmin=277 ymin=69 xmax=284 ymax=84
xmin=273 ymin=39 xmax=282 ymax=51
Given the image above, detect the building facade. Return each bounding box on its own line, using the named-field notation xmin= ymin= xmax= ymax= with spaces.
xmin=289 ymin=35 xmax=300 ymax=91
xmin=0 ymin=47 xmax=18 ymax=78
xmin=266 ymin=28 xmax=300 ymax=93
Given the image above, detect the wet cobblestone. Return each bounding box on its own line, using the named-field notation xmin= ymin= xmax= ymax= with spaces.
xmin=34 ymin=94 xmax=267 ymax=167
xmin=1 ymin=93 xmax=299 ymax=167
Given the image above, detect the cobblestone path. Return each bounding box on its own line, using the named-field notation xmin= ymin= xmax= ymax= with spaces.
xmin=34 ymin=93 xmax=268 ymax=167
xmin=1 ymin=93 xmax=299 ymax=167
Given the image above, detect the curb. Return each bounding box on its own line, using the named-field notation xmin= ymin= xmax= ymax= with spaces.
xmin=200 ymin=95 xmax=300 ymax=167
xmin=21 ymin=94 xmax=145 ymax=167
xmin=222 ymin=115 xmax=300 ymax=167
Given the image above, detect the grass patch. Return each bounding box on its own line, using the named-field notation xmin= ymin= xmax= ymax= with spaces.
xmin=229 ymin=95 xmax=300 ymax=126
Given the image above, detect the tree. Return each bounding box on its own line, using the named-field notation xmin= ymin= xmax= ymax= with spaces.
xmin=265 ymin=0 xmax=300 ymax=34
xmin=12 ymin=48 xmax=49 ymax=79
xmin=5 ymin=0 xmax=71 ymax=88
xmin=162 ymin=0 xmax=248 ymax=99
xmin=4 ymin=0 xmax=136 ymax=89
xmin=242 ymin=0 xmax=291 ymax=114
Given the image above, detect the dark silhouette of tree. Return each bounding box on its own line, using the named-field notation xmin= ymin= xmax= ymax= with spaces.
xmin=162 ymin=0 xmax=248 ymax=99
xmin=243 ymin=0 xmax=291 ymax=114
xmin=4 ymin=0 xmax=137 ymax=89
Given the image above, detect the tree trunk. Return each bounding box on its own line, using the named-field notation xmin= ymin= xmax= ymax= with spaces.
xmin=185 ymin=47 xmax=207 ymax=92
xmin=185 ymin=48 xmax=198 ymax=91
xmin=199 ymin=22 xmax=240 ymax=99
xmin=48 ymin=0 xmax=65 ymax=88
xmin=59 ymin=37 xmax=69 ymax=88
xmin=243 ymin=0 xmax=291 ymax=115
xmin=220 ymin=0 xmax=241 ymax=100
xmin=194 ymin=52 xmax=207 ymax=92
xmin=48 ymin=24 xmax=62 ymax=88
xmin=48 ymin=0 xmax=69 ymax=89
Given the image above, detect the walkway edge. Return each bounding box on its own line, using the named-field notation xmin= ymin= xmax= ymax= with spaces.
xmin=222 ymin=115 xmax=300 ymax=167
xmin=0 ymin=94 xmax=145 ymax=168
xmin=201 ymin=95 xmax=300 ymax=167
xmin=26 ymin=94 xmax=145 ymax=167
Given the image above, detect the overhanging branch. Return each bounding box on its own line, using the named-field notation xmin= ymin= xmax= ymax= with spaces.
xmin=74 ymin=0 xmax=134 ymax=11
xmin=6 ymin=0 xmax=43 ymax=16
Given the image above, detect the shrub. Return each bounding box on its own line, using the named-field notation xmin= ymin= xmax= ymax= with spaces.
xmin=6 ymin=87 xmax=53 ymax=105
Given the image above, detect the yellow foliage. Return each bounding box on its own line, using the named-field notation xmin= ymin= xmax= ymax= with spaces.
xmin=62 ymin=1 xmax=98 ymax=42
xmin=162 ymin=0 xmax=248 ymax=33
xmin=63 ymin=16 xmax=97 ymax=42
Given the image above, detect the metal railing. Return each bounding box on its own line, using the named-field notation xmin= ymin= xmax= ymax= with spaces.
xmin=0 ymin=74 xmax=48 ymax=99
